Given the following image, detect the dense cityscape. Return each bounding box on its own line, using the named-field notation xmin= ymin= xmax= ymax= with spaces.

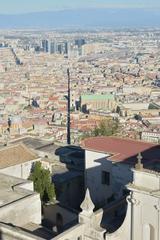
xmin=0 ymin=29 xmax=160 ymax=145
xmin=0 ymin=3 xmax=160 ymax=240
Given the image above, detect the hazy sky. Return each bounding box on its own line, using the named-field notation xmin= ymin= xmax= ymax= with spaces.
xmin=1 ymin=0 xmax=160 ymax=14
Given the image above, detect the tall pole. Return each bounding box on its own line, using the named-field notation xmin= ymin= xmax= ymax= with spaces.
xmin=67 ymin=68 xmax=71 ymax=145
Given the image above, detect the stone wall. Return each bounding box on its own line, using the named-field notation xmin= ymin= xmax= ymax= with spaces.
xmin=85 ymin=149 xmax=134 ymax=203
xmin=85 ymin=150 xmax=112 ymax=207
xmin=112 ymin=163 xmax=133 ymax=197
xmin=0 ymin=222 xmax=43 ymax=240
xmin=0 ymin=158 xmax=40 ymax=179
xmin=43 ymin=203 xmax=78 ymax=230
xmin=0 ymin=193 xmax=41 ymax=226
xmin=53 ymin=223 xmax=85 ymax=240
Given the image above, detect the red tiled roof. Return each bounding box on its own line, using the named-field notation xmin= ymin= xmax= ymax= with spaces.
xmin=49 ymin=96 xmax=59 ymax=101
xmin=0 ymin=143 xmax=39 ymax=169
xmin=82 ymin=136 xmax=160 ymax=164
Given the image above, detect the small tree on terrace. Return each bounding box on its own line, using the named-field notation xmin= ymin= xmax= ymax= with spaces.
xmin=29 ymin=161 xmax=55 ymax=203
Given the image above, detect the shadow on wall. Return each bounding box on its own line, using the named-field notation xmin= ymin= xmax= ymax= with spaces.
xmin=53 ymin=145 xmax=85 ymax=210
xmin=55 ymin=145 xmax=85 ymax=170
xmin=53 ymin=144 xmax=160 ymax=210
xmin=101 ymin=145 xmax=160 ymax=232
xmin=83 ymin=144 xmax=160 ymax=232
xmin=51 ymin=144 xmax=160 ymax=234
xmin=42 ymin=203 xmax=79 ymax=236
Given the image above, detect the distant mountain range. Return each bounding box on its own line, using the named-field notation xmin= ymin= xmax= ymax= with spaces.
xmin=0 ymin=8 xmax=160 ymax=29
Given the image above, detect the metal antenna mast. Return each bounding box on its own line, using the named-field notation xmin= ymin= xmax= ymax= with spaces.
xmin=67 ymin=68 xmax=71 ymax=145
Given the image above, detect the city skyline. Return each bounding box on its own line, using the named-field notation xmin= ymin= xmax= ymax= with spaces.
xmin=0 ymin=0 xmax=160 ymax=14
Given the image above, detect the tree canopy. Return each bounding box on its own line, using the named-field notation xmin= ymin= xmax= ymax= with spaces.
xmin=81 ymin=118 xmax=119 ymax=139
xmin=29 ymin=161 xmax=55 ymax=203
xmin=93 ymin=118 xmax=119 ymax=136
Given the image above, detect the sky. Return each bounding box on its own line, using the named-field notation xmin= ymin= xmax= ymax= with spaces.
xmin=0 ymin=0 xmax=160 ymax=14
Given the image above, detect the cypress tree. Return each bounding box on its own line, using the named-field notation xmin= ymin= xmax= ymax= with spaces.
xmin=29 ymin=161 xmax=55 ymax=203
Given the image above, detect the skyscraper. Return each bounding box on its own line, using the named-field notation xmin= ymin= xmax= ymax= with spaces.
xmin=48 ymin=41 xmax=56 ymax=54
xmin=41 ymin=40 xmax=49 ymax=53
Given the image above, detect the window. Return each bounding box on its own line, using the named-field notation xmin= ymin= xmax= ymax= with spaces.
xmin=102 ymin=171 xmax=110 ymax=185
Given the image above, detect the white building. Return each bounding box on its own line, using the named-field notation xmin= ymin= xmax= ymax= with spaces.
xmin=82 ymin=136 xmax=160 ymax=208
xmin=0 ymin=143 xmax=41 ymax=179
xmin=52 ymin=157 xmax=160 ymax=240
xmin=0 ymin=136 xmax=160 ymax=240
xmin=0 ymin=173 xmax=41 ymax=228
xmin=141 ymin=131 xmax=160 ymax=143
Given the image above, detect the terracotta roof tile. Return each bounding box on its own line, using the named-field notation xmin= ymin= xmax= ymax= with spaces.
xmin=0 ymin=143 xmax=39 ymax=169
xmin=82 ymin=136 xmax=160 ymax=164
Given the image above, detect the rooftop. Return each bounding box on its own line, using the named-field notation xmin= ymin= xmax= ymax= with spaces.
xmin=0 ymin=143 xmax=38 ymax=169
xmin=0 ymin=173 xmax=35 ymax=208
xmin=11 ymin=137 xmax=53 ymax=150
xmin=82 ymin=136 xmax=160 ymax=166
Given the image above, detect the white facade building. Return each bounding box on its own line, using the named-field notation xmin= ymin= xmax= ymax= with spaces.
xmin=0 ymin=136 xmax=160 ymax=240
xmin=53 ymin=161 xmax=160 ymax=240
xmin=0 ymin=143 xmax=41 ymax=179
xmin=141 ymin=131 xmax=160 ymax=143
xmin=0 ymin=173 xmax=41 ymax=228
xmin=82 ymin=136 xmax=160 ymax=208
